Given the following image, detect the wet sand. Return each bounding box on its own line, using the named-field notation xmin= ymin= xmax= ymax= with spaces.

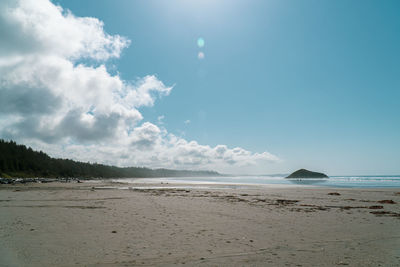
xmin=1 ymin=181 xmax=400 ymax=266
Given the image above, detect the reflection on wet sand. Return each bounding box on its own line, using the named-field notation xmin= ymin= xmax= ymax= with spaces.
xmin=287 ymin=179 xmax=328 ymax=186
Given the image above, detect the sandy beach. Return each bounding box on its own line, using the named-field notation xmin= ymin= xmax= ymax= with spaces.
xmin=1 ymin=181 xmax=399 ymax=267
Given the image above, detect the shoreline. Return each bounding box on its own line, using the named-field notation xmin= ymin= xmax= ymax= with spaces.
xmin=1 ymin=181 xmax=399 ymax=266
xmin=2 ymin=175 xmax=400 ymax=189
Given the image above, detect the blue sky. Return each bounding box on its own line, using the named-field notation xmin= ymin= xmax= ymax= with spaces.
xmin=1 ymin=0 xmax=399 ymax=175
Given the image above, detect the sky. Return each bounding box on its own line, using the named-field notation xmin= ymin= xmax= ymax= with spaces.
xmin=0 ymin=0 xmax=399 ymax=175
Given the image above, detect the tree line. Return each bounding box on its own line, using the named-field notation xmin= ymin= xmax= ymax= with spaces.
xmin=0 ymin=139 xmax=220 ymax=179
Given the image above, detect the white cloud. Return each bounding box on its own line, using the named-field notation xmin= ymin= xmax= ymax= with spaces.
xmin=0 ymin=0 xmax=279 ymax=173
xmin=0 ymin=0 xmax=171 ymax=143
xmin=0 ymin=0 xmax=129 ymax=60
xmin=27 ymin=122 xmax=280 ymax=173
xmin=184 ymin=119 xmax=191 ymax=124
xmin=130 ymin=122 xmax=162 ymax=150
xmin=157 ymin=115 xmax=165 ymax=125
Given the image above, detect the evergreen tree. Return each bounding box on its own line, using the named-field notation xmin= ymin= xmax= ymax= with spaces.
xmin=0 ymin=139 xmax=220 ymax=179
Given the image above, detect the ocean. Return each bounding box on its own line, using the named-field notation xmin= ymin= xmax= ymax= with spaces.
xmin=111 ymin=175 xmax=400 ymax=188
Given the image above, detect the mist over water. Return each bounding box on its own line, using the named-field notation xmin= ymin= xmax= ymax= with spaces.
xmin=113 ymin=175 xmax=400 ymax=188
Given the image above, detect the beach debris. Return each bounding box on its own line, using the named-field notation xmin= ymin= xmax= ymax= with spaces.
xmin=0 ymin=177 xmax=82 ymax=184
xmin=276 ymin=199 xmax=299 ymax=205
xmin=370 ymin=211 xmax=400 ymax=217
xmin=368 ymin=205 xmax=384 ymax=209
xmin=328 ymin=192 xmax=341 ymax=196
xmin=326 ymin=205 xmax=367 ymax=210
xmin=111 ymin=230 xmax=117 ymax=233
xmin=299 ymin=204 xmax=329 ymax=211
xmin=377 ymin=200 xmax=397 ymax=204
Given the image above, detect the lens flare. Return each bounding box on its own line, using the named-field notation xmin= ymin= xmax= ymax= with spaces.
xmin=198 ymin=51 xmax=205 ymax=59
xmin=197 ymin=38 xmax=205 ymax=48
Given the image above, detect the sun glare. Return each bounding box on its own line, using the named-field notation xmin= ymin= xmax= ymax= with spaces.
xmin=198 ymin=51 xmax=205 ymax=60
xmin=197 ymin=38 xmax=205 ymax=48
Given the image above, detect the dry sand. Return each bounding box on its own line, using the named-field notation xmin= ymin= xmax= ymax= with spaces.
xmin=0 ymin=181 xmax=400 ymax=267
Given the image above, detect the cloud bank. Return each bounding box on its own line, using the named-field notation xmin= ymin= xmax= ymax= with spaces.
xmin=0 ymin=0 xmax=279 ymax=172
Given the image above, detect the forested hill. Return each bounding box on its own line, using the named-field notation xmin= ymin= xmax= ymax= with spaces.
xmin=0 ymin=140 xmax=220 ymax=179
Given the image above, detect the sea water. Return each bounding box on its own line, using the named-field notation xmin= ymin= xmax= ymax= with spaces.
xmin=111 ymin=175 xmax=400 ymax=188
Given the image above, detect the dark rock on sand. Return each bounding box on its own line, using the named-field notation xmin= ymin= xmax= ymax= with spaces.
xmin=286 ymin=169 xmax=328 ymax=179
